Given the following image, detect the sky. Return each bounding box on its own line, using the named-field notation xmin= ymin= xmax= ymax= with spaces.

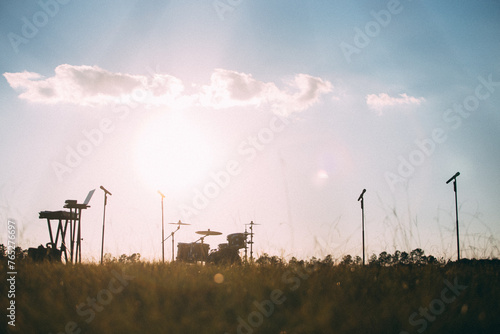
xmin=1 ymin=0 xmax=499 ymax=262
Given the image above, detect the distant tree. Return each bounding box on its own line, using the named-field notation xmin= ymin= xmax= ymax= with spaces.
xmin=400 ymin=251 xmax=409 ymax=265
xmin=391 ymin=250 xmax=401 ymax=265
xmin=256 ymin=253 xmax=271 ymax=266
xmin=378 ymin=251 xmax=391 ymax=266
xmin=368 ymin=254 xmax=378 ymax=265
xmin=340 ymin=255 xmax=353 ymax=266
xmin=354 ymin=256 xmax=363 ymax=265
xmin=0 ymin=244 xmax=6 ymax=258
xmin=289 ymin=257 xmax=305 ymax=267
xmin=426 ymin=255 xmax=438 ymax=265
xmin=117 ymin=253 xmax=141 ymax=263
xmin=269 ymin=255 xmax=283 ymax=266
xmin=320 ymin=255 xmax=334 ymax=266
xmin=307 ymin=256 xmax=320 ymax=267
xmin=103 ymin=253 xmax=116 ymax=263
xmin=128 ymin=253 xmax=141 ymax=263
xmin=15 ymin=246 xmax=27 ymax=260
xmin=410 ymin=248 xmax=426 ymax=265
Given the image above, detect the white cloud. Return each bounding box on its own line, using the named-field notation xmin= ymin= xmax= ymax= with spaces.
xmin=366 ymin=93 xmax=425 ymax=114
xmin=198 ymin=69 xmax=332 ymax=115
xmin=3 ymin=64 xmax=184 ymax=107
xmin=4 ymin=65 xmax=332 ymax=116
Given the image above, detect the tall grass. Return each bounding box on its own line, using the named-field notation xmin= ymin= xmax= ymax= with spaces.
xmin=2 ymin=260 xmax=499 ymax=333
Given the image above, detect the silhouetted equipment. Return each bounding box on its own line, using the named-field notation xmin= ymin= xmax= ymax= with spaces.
xmin=227 ymin=233 xmax=246 ymax=249
xmin=174 ymin=225 xmax=258 ymax=264
xmin=28 ymin=243 xmax=62 ymax=262
xmin=100 ymin=186 xmax=112 ymax=265
xmin=163 ymin=220 xmax=190 ymax=262
xmin=195 ymin=229 xmax=223 ymax=236
xmin=170 ymin=221 xmax=190 ymax=226
xmin=358 ymin=189 xmax=366 ymax=265
xmin=207 ymin=245 xmax=241 ymax=265
xmin=176 ymin=242 xmax=210 ymax=262
xmin=158 ymin=191 xmax=165 ymax=263
xmin=175 ymin=228 xmax=218 ymax=262
xmin=37 ymin=189 xmax=95 ymax=263
xmin=245 ymin=221 xmax=260 ymax=262
xmin=207 ymin=230 xmax=249 ymax=265
xmin=446 ymin=172 xmax=461 ymax=260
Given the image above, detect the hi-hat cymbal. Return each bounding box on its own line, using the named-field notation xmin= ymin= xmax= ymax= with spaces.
xmin=169 ymin=220 xmax=190 ymax=226
xmin=196 ymin=229 xmax=222 ymax=236
xmin=245 ymin=221 xmax=260 ymax=225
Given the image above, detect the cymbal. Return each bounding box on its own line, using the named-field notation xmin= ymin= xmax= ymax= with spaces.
xmin=169 ymin=220 xmax=190 ymax=226
xmin=245 ymin=221 xmax=260 ymax=225
xmin=196 ymin=229 xmax=222 ymax=236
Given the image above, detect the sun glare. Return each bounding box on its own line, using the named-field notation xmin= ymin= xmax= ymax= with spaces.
xmin=134 ymin=112 xmax=213 ymax=193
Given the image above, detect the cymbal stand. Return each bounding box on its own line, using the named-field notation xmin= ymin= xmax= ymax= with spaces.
xmin=193 ymin=235 xmax=208 ymax=244
xmin=163 ymin=225 xmax=181 ymax=262
xmin=247 ymin=221 xmax=257 ymax=262
xmin=244 ymin=225 xmax=248 ymax=263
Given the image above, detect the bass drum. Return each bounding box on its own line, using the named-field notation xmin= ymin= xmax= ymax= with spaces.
xmin=177 ymin=242 xmax=210 ymax=262
xmin=208 ymin=248 xmax=241 ymax=265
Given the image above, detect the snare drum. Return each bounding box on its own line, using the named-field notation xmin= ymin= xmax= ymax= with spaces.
xmin=227 ymin=233 xmax=246 ymax=249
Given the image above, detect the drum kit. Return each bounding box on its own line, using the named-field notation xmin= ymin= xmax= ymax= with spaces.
xmin=171 ymin=222 xmax=260 ymax=264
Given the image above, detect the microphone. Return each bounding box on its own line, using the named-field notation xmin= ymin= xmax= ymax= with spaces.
xmin=100 ymin=186 xmax=112 ymax=196
xmin=446 ymin=172 xmax=460 ymax=184
xmin=158 ymin=191 xmax=165 ymax=198
xmin=358 ymin=189 xmax=366 ymax=201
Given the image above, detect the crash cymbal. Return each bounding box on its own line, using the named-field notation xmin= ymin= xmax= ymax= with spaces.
xmin=196 ymin=229 xmax=222 ymax=236
xmin=169 ymin=220 xmax=190 ymax=225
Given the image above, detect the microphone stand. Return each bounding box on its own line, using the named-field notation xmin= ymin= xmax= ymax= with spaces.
xmin=446 ymin=172 xmax=460 ymax=260
xmin=158 ymin=191 xmax=165 ymax=263
xmin=100 ymin=186 xmax=112 ymax=265
xmin=358 ymin=189 xmax=366 ymax=265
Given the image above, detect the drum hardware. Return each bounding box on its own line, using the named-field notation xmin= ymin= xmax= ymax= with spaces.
xmin=159 ymin=191 xmax=165 ymax=263
xmin=227 ymin=233 xmax=246 ymax=249
xmin=195 ymin=229 xmax=223 ymax=236
xmin=245 ymin=221 xmax=260 ymax=262
xmin=175 ymin=226 xmax=259 ymax=265
xmin=163 ymin=220 xmax=191 ymax=262
xmin=194 ymin=229 xmax=222 ymax=244
xmin=177 ymin=242 xmax=210 ymax=262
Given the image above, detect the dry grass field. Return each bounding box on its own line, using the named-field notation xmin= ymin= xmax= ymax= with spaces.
xmin=2 ymin=258 xmax=500 ymax=334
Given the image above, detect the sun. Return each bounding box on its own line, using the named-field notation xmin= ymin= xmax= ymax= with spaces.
xmin=134 ymin=112 xmax=213 ymax=193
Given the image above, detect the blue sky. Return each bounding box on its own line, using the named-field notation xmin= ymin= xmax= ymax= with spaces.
xmin=1 ymin=0 xmax=499 ymax=261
